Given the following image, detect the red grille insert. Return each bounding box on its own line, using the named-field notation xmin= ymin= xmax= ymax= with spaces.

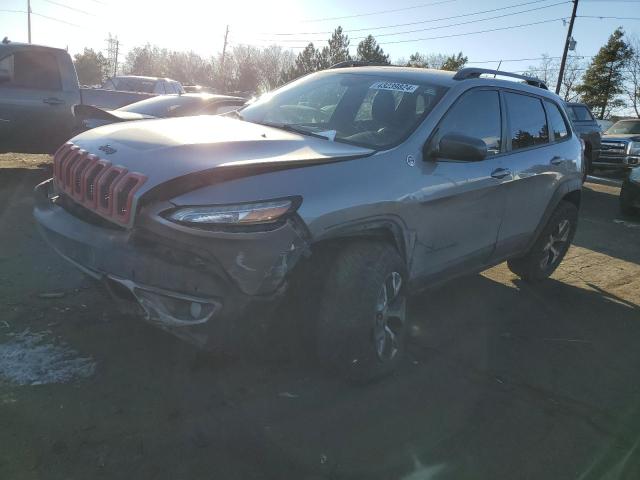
xmin=52 ymin=143 xmax=147 ymax=226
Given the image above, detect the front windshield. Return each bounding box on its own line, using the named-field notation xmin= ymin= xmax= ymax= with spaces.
xmin=118 ymin=95 xmax=202 ymax=117
xmin=240 ymin=71 xmax=447 ymax=149
xmin=607 ymin=121 xmax=640 ymax=135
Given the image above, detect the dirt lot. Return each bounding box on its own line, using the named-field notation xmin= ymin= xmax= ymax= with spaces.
xmin=1 ymin=154 xmax=639 ymax=480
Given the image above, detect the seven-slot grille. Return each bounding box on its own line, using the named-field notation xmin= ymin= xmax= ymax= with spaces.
xmin=52 ymin=142 xmax=147 ymax=225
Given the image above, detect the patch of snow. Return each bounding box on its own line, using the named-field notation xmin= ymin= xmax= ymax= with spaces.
xmin=0 ymin=329 xmax=95 ymax=386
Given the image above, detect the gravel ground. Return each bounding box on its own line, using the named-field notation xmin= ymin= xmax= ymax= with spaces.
xmin=1 ymin=154 xmax=639 ymax=479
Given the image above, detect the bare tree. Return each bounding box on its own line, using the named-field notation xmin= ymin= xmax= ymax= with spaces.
xmin=258 ymin=45 xmax=295 ymax=91
xmin=624 ymin=35 xmax=640 ymax=117
xmin=525 ymin=53 xmax=585 ymax=102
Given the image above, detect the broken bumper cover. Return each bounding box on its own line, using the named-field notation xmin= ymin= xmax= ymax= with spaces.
xmin=33 ymin=179 xmax=307 ymax=348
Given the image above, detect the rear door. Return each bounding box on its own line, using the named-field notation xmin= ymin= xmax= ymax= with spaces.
xmin=410 ymin=88 xmax=509 ymax=281
xmin=0 ymin=48 xmax=75 ymax=153
xmin=491 ymin=91 xmax=568 ymax=258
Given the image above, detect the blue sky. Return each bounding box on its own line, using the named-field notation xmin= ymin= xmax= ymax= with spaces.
xmin=0 ymin=0 xmax=638 ymax=71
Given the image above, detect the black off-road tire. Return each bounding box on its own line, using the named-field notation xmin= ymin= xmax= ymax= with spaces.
xmin=620 ymin=184 xmax=637 ymax=216
xmin=316 ymin=241 xmax=408 ymax=383
xmin=507 ymin=201 xmax=578 ymax=282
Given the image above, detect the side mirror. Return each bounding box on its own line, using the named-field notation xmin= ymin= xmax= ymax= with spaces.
xmin=428 ymin=132 xmax=488 ymax=162
xmin=0 ymin=68 xmax=11 ymax=83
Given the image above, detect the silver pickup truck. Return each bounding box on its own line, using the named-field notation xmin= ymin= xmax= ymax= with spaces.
xmin=0 ymin=40 xmax=181 ymax=153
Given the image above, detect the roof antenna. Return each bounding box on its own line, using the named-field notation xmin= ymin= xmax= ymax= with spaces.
xmin=494 ymin=60 xmax=502 ymax=78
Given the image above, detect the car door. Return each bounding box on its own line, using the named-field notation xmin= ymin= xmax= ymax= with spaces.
xmin=0 ymin=48 xmax=75 ymax=153
xmin=491 ymin=91 xmax=568 ymax=258
xmin=409 ymin=88 xmax=509 ymax=282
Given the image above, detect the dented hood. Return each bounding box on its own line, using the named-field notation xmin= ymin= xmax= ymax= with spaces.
xmin=71 ymin=115 xmax=374 ymax=197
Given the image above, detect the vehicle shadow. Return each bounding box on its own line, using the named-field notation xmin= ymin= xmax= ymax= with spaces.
xmin=15 ymin=272 xmax=637 ymax=480
xmin=573 ymin=184 xmax=640 ymax=266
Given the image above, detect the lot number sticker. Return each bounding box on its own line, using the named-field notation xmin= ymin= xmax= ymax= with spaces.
xmin=370 ymin=81 xmax=419 ymax=93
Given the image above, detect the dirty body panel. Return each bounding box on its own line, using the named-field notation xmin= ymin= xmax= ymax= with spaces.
xmin=34 ymin=67 xmax=584 ymax=350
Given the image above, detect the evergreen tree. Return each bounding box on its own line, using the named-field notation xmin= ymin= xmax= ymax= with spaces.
xmin=356 ymin=35 xmax=390 ymax=64
xmin=317 ymin=26 xmax=351 ymax=67
xmin=441 ymin=52 xmax=468 ymax=71
xmin=282 ymin=43 xmax=320 ymax=82
xmin=576 ymin=28 xmax=633 ymax=119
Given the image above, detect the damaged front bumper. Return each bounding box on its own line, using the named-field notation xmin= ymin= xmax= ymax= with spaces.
xmin=33 ymin=179 xmax=308 ymax=349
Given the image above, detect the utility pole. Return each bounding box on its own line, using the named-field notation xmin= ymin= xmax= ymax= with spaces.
xmin=556 ymin=0 xmax=579 ymax=94
xmin=220 ymin=25 xmax=229 ymax=91
xmin=27 ymin=0 xmax=31 ymax=43
xmin=113 ymin=39 xmax=119 ymax=77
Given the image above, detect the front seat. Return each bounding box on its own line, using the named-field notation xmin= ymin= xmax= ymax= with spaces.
xmin=371 ymin=90 xmax=397 ymax=130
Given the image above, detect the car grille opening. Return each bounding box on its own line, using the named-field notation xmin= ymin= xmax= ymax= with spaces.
xmin=52 ymin=142 xmax=147 ymax=226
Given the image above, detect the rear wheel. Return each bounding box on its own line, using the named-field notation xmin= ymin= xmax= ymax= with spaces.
xmin=316 ymin=241 xmax=407 ymax=383
xmin=508 ymin=201 xmax=578 ymax=282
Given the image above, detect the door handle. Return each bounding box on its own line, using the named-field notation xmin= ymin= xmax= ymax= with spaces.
xmin=550 ymin=156 xmax=564 ymax=165
xmin=490 ymin=168 xmax=512 ymax=179
xmin=43 ymin=97 xmax=65 ymax=105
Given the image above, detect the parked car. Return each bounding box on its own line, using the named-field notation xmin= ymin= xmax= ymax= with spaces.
xmin=600 ymin=119 xmax=640 ymax=171
xmin=34 ymin=67 xmax=583 ymax=381
xmin=0 ymin=41 xmax=175 ymax=153
xmin=596 ymin=119 xmax=614 ymax=133
xmin=565 ymin=102 xmax=601 ymax=175
xmin=102 ymin=75 xmax=184 ymax=96
xmin=620 ymin=167 xmax=640 ymax=215
xmin=75 ymin=93 xmax=246 ymax=131
xmin=183 ymin=84 xmax=215 ymax=94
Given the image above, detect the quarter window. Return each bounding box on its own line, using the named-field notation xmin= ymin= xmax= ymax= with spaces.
xmin=546 ymin=102 xmax=569 ymax=141
xmin=437 ymin=89 xmax=502 ymax=156
xmin=568 ymin=105 xmax=593 ymax=122
xmin=505 ymin=92 xmax=549 ymax=150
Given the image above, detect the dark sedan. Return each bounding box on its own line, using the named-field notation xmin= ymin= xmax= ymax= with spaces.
xmin=75 ymin=93 xmax=247 ymax=131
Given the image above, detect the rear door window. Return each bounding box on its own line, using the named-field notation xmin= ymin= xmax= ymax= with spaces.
xmin=504 ymin=92 xmax=549 ymax=150
xmin=436 ymin=89 xmax=502 ymax=156
xmin=545 ymin=101 xmax=569 ymax=141
xmin=0 ymin=50 xmax=61 ymax=90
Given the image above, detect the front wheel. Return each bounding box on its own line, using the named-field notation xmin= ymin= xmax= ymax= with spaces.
xmin=508 ymin=201 xmax=578 ymax=282
xmin=316 ymin=241 xmax=407 ymax=383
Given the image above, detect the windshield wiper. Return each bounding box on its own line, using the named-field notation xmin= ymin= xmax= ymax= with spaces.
xmin=258 ymin=122 xmax=332 ymax=141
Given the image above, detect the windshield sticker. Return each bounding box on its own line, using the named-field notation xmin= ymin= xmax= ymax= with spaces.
xmin=370 ymin=81 xmax=419 ymax=93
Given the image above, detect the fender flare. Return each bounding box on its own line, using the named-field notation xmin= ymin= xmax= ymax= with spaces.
xmin=525 ymin=179 xmax=582 ymax=252
xmin=310 ymin=215 xmax=415 ymax=267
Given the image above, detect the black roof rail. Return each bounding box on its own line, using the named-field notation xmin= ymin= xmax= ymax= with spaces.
xmin=453 ymin=68 xmax=548 ymax=90
xmin=329 ymin=60 xmax=390 ymax=69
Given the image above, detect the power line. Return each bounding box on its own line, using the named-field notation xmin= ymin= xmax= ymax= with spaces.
xmin=31 ymin=10 xmax=81 ymax=27
xmin=467 ymin=55 xmax=592 ymax=64
xmin=577 ymin=15 xmax=640 ymax=20
xmin=40 ymin=0 xmax=97 ymax=16
xmin=260 ymin=0 xmax=562 ymax=36
xmin=243 ymin=17 xmax=567 ymax=48
xmin=257 ymin=1 xmax=570 ymax=43
xmin=298 ymin=0 xmax=459 ymax=23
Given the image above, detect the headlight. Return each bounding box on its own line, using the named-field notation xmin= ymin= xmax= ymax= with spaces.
xmin=164 ymin=199 xmax=297 ymax=227
xmin=628 ymin=141 xmax=640 ymax=156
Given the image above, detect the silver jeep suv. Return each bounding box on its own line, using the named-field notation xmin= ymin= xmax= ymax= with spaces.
xmin=34 ymin=66 xmax=583 ymax=381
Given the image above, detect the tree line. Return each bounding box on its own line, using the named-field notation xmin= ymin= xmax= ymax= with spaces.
xmin=73 ymin=26 xmax=467 ymax=94
xmin=73 ymin=26 xmax=640 ymax=119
